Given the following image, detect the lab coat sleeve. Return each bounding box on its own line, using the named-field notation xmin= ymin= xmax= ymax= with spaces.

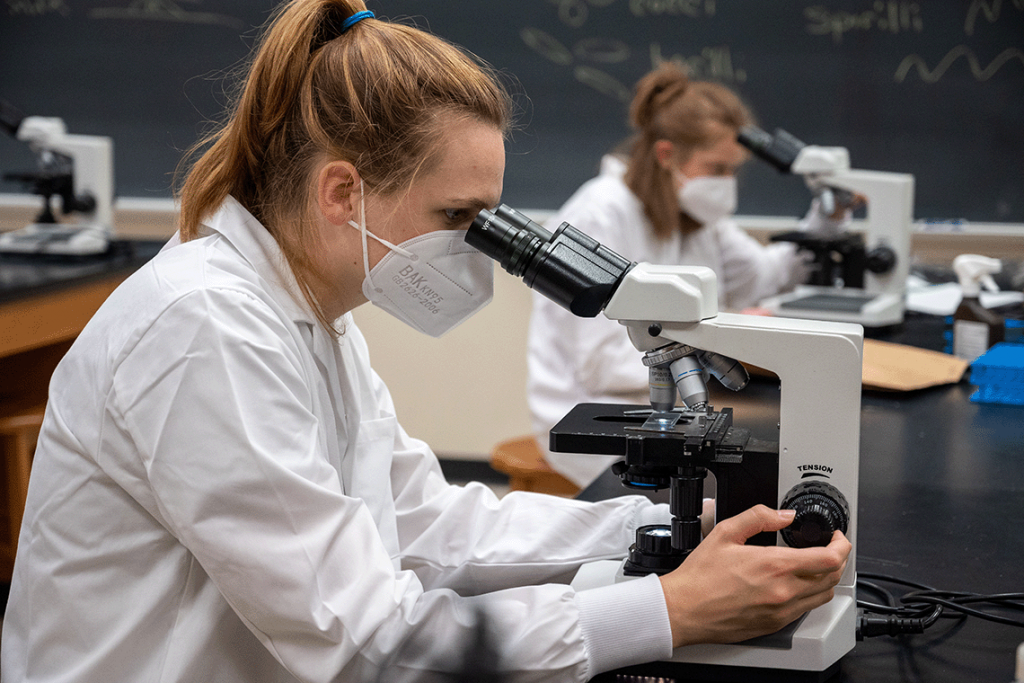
xmin=714 ymin=218 xmax=807 ymax=310
xmin=537 ymin=296 xmax=650 ymax=398
xmin=111 ymin=288 xmax=671 ymax=682
xmin=524 ymin=188 xmax=654 ymax=487
xmin=359 ymin=339 xmax=669 ymax=593
xmin=534 ymin=193 xmax=652 ymax=400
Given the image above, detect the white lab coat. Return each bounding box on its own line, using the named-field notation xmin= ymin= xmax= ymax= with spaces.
xmin=1 ymin=197 xmax=674 ymax=683
xmin=528 ymin=156 xmax=810 ymax=488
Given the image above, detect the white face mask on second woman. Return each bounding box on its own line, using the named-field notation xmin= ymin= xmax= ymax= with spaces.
xmin=348 ymin=181 xmax=494 ymax=338
xmin=676 ymin=174 xmax=738 ymax=226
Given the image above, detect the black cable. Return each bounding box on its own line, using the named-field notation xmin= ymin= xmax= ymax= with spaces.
xmin=901 ymin=590 xmax=1024 ymax=628
xmin=856 ymin=572 xmax=1024 ymax=639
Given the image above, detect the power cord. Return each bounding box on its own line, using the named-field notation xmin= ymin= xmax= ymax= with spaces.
xmin=856 ymin=572 xmax=1024 ymax=640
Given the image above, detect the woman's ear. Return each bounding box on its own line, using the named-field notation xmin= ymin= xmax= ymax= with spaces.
xmin=316 ymin=161 xmax=361 ymax=226
xmin=654 ymin=139 xmax=676 ymax=171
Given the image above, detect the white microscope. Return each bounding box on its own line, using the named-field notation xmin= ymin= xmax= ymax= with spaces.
xmin=468 ymin=205 xmax=863 ymax=681
xmin=739 ymin=126 xmax=914 ymax=328
xmin=1 ymin=100 xmax=114 ymax=256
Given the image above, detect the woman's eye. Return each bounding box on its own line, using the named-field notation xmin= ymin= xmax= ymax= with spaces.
xmin=445 ymin=208 xmax=468 ymax=223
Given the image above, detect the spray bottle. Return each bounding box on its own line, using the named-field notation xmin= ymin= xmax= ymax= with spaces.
xmin=952 ymin=254 xmax=1004 ymax=361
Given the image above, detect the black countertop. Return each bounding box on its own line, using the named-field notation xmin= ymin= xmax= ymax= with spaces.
xmin=0 ymin=239 xmax=165 ymax=305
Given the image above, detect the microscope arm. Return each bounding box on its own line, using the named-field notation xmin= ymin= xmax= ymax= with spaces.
xmin=603 ymin=262 xmax=862 ymax=584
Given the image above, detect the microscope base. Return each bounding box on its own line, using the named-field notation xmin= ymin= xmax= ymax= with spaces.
xmin=573 ymin=559 xmax=856 ymax=675
xmin=759 ymin=285 xmax=903 ymax=327
xmin=0 ymin=223 xmax=110 ymax=256
xmin=595 ymin=658 xmax=841 ymax=682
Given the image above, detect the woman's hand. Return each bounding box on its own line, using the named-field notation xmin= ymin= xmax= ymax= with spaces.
xmin=659 ymin=504 xmax=851 ymax=648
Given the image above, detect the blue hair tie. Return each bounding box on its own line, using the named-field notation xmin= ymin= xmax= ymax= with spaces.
xmin=341 ymin=10 xmax=374 ymax=33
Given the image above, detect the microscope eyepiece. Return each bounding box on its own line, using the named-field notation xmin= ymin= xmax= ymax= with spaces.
xmin=0 ymin=99 xmax=26 ymax=139
xmin=468 ymin=205 xmax=634 ymax=318
xmin=737 ymin=125 xmax=806 ymax=174
xmin=464 ymin=206 xmax=548 ymax=278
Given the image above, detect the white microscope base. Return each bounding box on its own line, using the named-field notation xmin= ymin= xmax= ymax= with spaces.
xmin=0 ymin=223 xmax=110 ymax=256
xmin=572 ymin=559 xmax=856 ymax=673
xmin=759 ymin=285 xmax=903 ymax=327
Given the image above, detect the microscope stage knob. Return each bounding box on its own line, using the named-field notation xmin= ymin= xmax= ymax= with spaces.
xmin=780 ymin=481 xmax=850 ymax=548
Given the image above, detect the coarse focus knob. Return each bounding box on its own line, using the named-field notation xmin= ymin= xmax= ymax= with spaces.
xmin=623 ymin=524 xmax=683 ymax=576
xmin=866 ymin=245 xmax=897 ymax=274
xmin=780 ymin=481 xmax=850 ymax=548
xmin=635 ymin=524 xmax=674 ymax=556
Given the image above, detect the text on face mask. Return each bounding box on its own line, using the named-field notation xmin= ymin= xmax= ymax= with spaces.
xmin=395 ymin=265 xmax=443 ymax=313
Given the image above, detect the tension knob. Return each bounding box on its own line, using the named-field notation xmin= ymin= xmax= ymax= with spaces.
xmin=780 ymin=481 xmax=850 ymax=548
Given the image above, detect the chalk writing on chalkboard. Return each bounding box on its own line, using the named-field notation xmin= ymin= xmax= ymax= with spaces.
xmin=965 ymin=0 xmax=1023 ymax=35
xmin=88 ymin=1 xmax=246 ymax=29
xmin=803 ymin=2 xmax=924 ymax=45
xmin=7 ymin=0 xmax=71 ymax=16
xmin=1 ymin=0 xmax=1020 ymax=220
xmin=521 ymin=0 xmax=748 ymax=104
xmin=893 ymin=0 xmax=1024 ymax=83
xmin=897 ymin=46 xmax=1024 ymax=83
xmin=6 ymin=0 xmax=246 ymax=28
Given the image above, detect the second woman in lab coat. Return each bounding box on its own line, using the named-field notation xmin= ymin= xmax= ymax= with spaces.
xmin=528 ymin=64 xmax=849 ymax=489
xmin=0 ymin=4 xmax=850 ymax=682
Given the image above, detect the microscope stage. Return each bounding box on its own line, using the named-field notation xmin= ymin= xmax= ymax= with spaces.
xmin=760 ymin=285 xmax=903 ymax=327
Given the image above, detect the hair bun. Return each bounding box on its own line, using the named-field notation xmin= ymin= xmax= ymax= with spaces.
xmin=629 ymin=62 xmax=690 ymax=131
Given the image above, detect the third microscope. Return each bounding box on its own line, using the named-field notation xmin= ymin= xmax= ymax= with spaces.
xmin=0 ymin=99 xmax=114 ymax=256
xmin=739 ymin=125 xmax=914 ymax=327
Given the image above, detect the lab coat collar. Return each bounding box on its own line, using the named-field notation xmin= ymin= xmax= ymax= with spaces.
xmin=201 ymin=196 xmax=318 ymax=326
xmin=600 ymin=154 xmax=628 ymax=177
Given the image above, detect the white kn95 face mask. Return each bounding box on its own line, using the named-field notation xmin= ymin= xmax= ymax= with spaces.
xmin=348 ymin=181 xmax=494 ymax=338
xmin=676 ymin=174 xmax=738 ymax=226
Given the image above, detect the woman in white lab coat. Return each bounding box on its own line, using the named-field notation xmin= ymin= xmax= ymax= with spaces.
xmin=0 ymin=3 xmax=850 ymax=682
xmin=528 ymin=64 xmax=849 ymax=489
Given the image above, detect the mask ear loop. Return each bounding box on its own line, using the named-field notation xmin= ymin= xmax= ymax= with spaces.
xmin=672 ymin=169 xmax=689 ymax=192
xmin=347 ymin=179 xmax=416 ymax=294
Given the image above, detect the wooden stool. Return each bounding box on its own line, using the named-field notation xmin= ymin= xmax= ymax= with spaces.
xmin=489 ymin=435 xmax=580 ymax=497
xmin=0 ymin=405 xmax=44 ymax=581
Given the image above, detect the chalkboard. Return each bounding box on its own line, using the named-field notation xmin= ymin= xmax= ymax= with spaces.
xmin=2 ymin=0 xmax=1022 ymax=223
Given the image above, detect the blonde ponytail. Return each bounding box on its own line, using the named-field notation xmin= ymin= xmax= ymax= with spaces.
xmin=175 ymin=0 xmax=511 ymax=331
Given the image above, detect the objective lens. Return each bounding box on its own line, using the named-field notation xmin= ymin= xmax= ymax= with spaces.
xmin=669 ymin=355 xmax=708 ymax=408
xmin=648 ymin=365 xmax=676 ymax=412
xmin=697 ymin=351 xmax=749 ymax=392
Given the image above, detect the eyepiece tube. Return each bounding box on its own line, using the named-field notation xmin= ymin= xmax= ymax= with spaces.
xmin=468 ymin=205 xmax=634 ymax=318
xmin=0 ymin=99 xmax=25 ymax=138
xmin=464 ymin=209 xmax=546 ymax=278
xmin=493 ymin=204 xmax=552 ymax=241
xmin=737 ymin=125 xmax=806 ymax=174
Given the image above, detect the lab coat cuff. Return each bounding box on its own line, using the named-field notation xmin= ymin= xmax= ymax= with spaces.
xmin=574 ymin=573 xmax=674 ymax=677
xmin=634 ymin=502 xmax=671 ymax=529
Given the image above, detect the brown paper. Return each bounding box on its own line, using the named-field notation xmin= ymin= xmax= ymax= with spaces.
xmin=861 ymin=339 xmax=969 ymax=391
xmin=742 ymin=339 xmax=970 ymax=392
